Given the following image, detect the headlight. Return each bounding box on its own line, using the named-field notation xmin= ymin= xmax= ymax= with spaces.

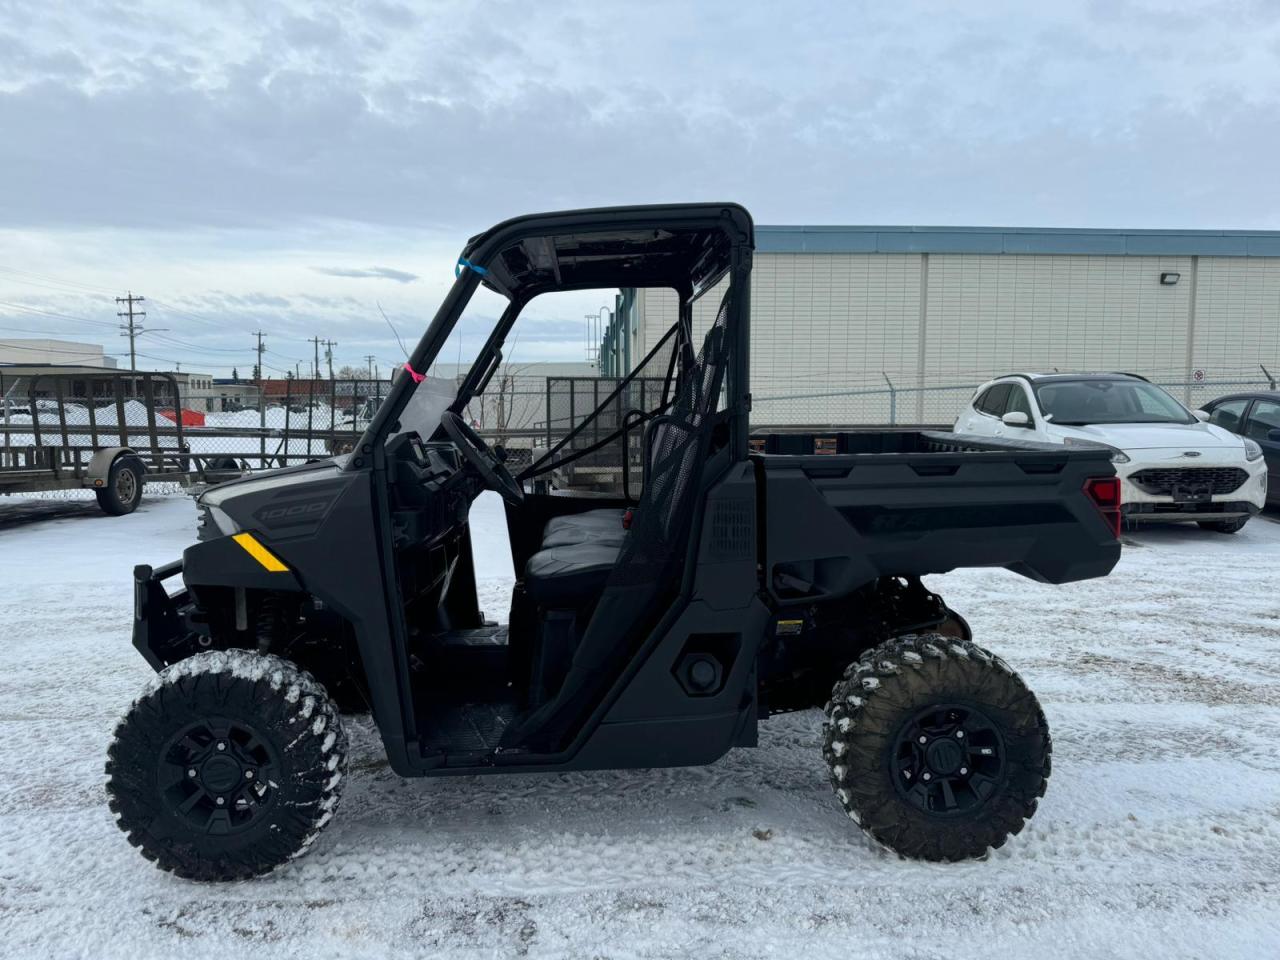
xmin=1063 ymin=437 xmax=1130 ymax=463
xmin=196 ymin=502 xmax=240 ymax=540
xmin=1243 ymin=438 xmax=1264 ymax=462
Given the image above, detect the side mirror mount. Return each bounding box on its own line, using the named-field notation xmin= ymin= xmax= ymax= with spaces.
xmin=1001 ymin=411 xmax=1031 ymax=428
xmin=1268 ymin=429 xmax=1280 ymax=443
xmin=1193 ymin=409 xmax=1211 ymax=422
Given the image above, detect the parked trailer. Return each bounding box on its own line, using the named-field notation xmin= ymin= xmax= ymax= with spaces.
xmin=0 ymin=371 xmax=375 ymax=516
xmin=0 ymin=371 xmax=214 ymax=515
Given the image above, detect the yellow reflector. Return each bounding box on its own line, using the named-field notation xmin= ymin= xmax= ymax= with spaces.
xmin=232 ymin=533 xmax=289 ymax=573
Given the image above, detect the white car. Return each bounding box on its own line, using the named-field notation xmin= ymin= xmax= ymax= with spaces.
xmin=954 ymin=373 xmax=1268 ymax=533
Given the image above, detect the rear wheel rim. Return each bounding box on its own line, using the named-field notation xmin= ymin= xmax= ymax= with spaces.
xmin=158 ymin=717 xmax=280 ymax=835
xmin=891 ymin=703 xmax=1006 ymax=817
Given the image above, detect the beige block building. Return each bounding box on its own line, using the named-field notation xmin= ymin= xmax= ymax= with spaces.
xmin=624 ymin=227 xmax=1280 ymax=425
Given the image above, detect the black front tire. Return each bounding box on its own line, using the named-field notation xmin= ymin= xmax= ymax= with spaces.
xmin=106 ymin=651 xmax=347 ymax=881
xmin=823 ymin=634 xmax=1051 ymax=862
xmin=95 ymin=457 xmax=144 ymax=516
xmin=1197 ymin=516 xmax=1250 ymax=534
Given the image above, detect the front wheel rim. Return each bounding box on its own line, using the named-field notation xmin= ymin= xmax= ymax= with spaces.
xmin=158 ymin=717 xmax=280 ymax=835
xmin=890 ymin=703 xmax=1006 ymax=817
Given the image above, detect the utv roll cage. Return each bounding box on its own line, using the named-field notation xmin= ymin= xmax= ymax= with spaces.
xmin=360 ymin=204 xmax=754 ymax=465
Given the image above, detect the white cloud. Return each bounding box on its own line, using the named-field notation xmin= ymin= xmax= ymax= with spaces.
xmin=0 ymin=0 xmax=1277 ymax=374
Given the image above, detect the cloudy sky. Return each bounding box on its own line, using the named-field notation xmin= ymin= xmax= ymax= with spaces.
xmin=1 ymin=0 xmax=1278 ymax=377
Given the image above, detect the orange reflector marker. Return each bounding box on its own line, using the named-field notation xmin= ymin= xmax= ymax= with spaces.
xmin=232 ymin=533 xmax=289 ymax=572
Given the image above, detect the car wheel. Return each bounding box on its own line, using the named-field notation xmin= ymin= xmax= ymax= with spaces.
xmin=1197 ymin=516 xmax=1250 ymax=534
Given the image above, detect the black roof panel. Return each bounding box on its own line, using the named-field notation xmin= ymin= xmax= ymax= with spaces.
xmin=458 ymin=203 xmax=753 ymax=299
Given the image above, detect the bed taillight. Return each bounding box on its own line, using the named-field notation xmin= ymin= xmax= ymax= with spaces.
xmin=1084 ymin=476 xmax=1122 ymax=539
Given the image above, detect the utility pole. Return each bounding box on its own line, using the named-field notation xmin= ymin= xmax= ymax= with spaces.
xmin=324 ymin=340 xmax=337 ymax=379
xmin=253 ymin=331 xmax=266 ymax=383
xmin=116 ymin=292 xmax=147 ymax=370
xmin=309 ymin=336 xmax=323 ymax=380
xmin=364 ymin=354 xmax=377 ymax=380
xmin=254 ymin=331 xmax=267 ymax=464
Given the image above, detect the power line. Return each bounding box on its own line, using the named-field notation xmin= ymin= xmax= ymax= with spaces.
xmin=0 ymin=299 xmax=116 ymax=329
xmin=145 ymin=297 xmax=236 ymax=332
xmin=0 ymin=323 xmax=113 ymax=339
xmin=0 ymin=264 xmax=120 ymax=296
xmin=144 ymin=331 xmax=248 ymax=354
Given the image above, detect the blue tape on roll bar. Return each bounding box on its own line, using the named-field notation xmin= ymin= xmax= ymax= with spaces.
xmin=455 ymin=257 xmax=489 ymax=278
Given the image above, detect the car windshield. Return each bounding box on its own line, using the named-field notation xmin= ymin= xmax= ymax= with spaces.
xmin=1035 ymin=379 xmax=1194 ymax=426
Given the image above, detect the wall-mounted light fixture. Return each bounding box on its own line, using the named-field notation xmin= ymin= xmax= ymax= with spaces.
xmin=1160 ymin=272 xmax=1181 ymax=285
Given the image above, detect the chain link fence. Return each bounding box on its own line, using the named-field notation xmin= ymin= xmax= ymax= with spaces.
xmin=181 ymin=378 xmax=392 ymax=466
xmin=6 ymin=365 xmax=1274 ymax=494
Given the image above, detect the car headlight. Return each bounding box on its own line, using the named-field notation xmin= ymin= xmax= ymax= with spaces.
xmin=1243 ymin=438 xmax=1264 ymax=462
xmin=1063 ymin=437 xmax=1130 ymax=463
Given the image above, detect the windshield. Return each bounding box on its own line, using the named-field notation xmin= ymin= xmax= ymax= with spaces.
xmin=391 ymin=374 xmax=458 ymax=440
xmin=1035 ymin=379 xmax=1194 ymax=426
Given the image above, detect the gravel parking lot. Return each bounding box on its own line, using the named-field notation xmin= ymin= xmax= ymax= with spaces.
xmin=1 ymin=493 xmax=1278 ymax=959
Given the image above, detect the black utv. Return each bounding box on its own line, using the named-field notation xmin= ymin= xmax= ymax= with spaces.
xmin=107 ymin=204 xmax=1123 ymax=880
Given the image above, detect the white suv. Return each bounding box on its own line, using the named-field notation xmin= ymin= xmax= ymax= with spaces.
xmin=954 ymin=373 xmax=1268 ymax=533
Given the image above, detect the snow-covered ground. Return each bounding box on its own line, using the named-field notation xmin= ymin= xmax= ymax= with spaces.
xmin=2 ymin=492 xmax=1279 ymax=959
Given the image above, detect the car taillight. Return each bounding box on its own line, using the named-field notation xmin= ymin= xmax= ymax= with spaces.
xmin=1084 ymin=476 xmax=1122 ymax=539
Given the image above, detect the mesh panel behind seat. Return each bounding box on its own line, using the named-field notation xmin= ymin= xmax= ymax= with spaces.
xmin=607 ymin=298 xmax=729 ymax=586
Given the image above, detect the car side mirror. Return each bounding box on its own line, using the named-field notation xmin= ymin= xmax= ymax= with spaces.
xmin=1268 ymin=429 xmax=1280 ymax=443
xmin=1001 ymin=411 xmax=1031 ymax=427
xmin=1193 ymin=409 xmax=1211 ymax=422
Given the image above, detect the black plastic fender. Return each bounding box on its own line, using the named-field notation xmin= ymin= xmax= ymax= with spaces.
xmin=182 ymin=534 xmax=305 ymax=592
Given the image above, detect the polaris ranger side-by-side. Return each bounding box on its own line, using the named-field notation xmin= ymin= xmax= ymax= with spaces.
xmin=107 ymin=205 xmax=1123 ymax=880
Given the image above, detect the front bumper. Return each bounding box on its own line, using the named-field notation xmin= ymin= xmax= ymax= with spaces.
xmin=1117 ymin=457 xmax=1267 ymax=522
xmin=132 ymin=560 xmax=190 ymax=671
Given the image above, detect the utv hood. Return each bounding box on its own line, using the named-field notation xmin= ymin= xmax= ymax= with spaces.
xmin=199 ymin=456 xmax=349 ymax=507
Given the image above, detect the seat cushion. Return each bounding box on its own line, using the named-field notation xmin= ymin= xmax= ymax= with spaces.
xmin=524 ymin=543 xmax=620 ymax=606
xmin=541 ymin=509 xmax=627 ymax=548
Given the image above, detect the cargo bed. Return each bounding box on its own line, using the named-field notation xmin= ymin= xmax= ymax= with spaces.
xmin=751 ymin=429 xmax=1122 ymax=594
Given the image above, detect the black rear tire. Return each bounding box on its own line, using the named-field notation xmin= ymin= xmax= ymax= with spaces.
xmin=1197 ymin=516 xmax=1250 ymax=534
xmin=95 ymin=457 xmax=143 ymax=516
xmin=106 ymin=651 xmax=347 ymax=881
xmin=823 ymin=634 xmax=1051 ymax=862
